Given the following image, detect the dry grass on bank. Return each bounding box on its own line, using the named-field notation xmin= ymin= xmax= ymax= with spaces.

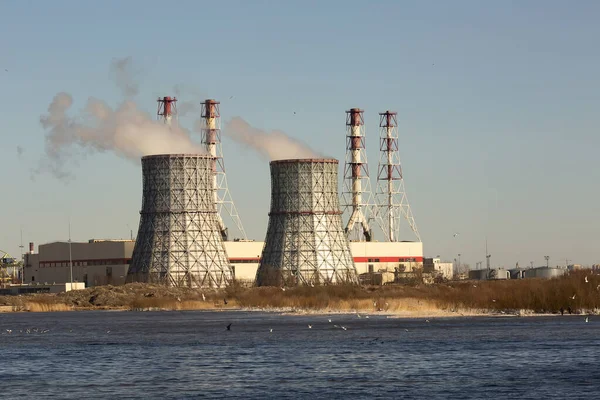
xmin=1 ymin=270 xmax=598 ymax=314
xmin=25 ymin=302 xmax=72 ymax=312
xmin=222 ymin=270 xmax=600 ymax=314
xmin=127 ymin=297 xmax=230 ymax=311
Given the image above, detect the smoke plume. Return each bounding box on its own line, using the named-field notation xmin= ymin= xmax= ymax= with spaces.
xmin=39 ymin=92 xmax=205 ymax=180
xmin=223 ymin=117 xmax=321 ymax=160
xmin=173 ymin=84 xmax=203 ymax=117
xmin=109 ymin=56 xmax=139 ymax=98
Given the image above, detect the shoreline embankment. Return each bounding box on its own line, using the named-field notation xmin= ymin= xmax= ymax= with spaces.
xmin=1 ymin=271 xmax=598 ymax=317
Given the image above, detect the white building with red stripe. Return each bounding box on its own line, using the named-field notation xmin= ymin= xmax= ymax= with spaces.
xmin=23 ymin=239 xmax=423 ymax=287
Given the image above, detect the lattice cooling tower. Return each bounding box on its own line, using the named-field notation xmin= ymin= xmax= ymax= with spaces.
xmin=128 ymin=154 xmax=233 ymax=288
xmin=256 ymin=159 xmax=358 ymax=287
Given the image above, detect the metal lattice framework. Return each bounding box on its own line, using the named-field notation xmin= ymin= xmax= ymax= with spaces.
xmin=201 ymin=99 xmax=247 ymax=241
xmin=257 ymin=159 xmax=358 ymax=287
xmin=128 ymin=154 xmax=233 ymax=288
xmin=341 ymin=108 xmax=374 ymax=242
xmin=374 ymin=111 xmax=421 ymax=241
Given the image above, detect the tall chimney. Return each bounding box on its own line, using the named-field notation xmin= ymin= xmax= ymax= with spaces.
xmin=157 ymin=96 xmax=177 ymax=126
xmin=200 ymin=99 xmax=247 ymax=241
xmin=342 ymin=108 xmax=372 ymax=241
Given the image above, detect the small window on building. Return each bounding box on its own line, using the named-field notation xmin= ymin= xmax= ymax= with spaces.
xmin=368 ymin=264 xmax=374 ymax=273
xmin=31 ymin=276 xmax=35 ymax=281
xmin=106 ymin=267 xmax=113 ymax=276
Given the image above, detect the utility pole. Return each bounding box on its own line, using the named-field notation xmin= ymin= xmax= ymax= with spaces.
xmin=458 ymin=253 xmax=461 ymax=273
xmin=530 ymin=261 xmax=534 ymax=269
xmin=544 ymin=255 xmax=549 ymax=268
xmin=19 ymin=229 xmax=24 ymax=284
xmin=485 ymin=238 xmax=491 ymax=270
xmin=69 ymin=220 xmax=73 ymax=288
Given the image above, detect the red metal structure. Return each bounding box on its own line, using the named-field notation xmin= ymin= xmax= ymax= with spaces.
xmin=156 ymin=96 xmax=178 ymax=125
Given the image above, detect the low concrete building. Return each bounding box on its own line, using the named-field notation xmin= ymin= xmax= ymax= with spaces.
xmin=23 ymin=239 xmax=266 ymax=288
xmin=0 ymin=282 xmax=85 ymax=295
xmin=24 ymin=240 xmax=134 ymax=287
xmin=423 ymin=257 xmax=453 ymax=280
xmin=350 ymin=241 xmax=424 ymax=275
xmin=224 ymin=240 xmax=264 ymax=285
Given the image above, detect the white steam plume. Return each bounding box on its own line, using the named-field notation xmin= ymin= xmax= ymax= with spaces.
xmin=110 ymin=56 xmax=139 ymax=98
xmin=173 ymin=84 xmax=203 ymax=117
xmin=223 ymin=116 xmax=321 ymax=160
xmin=39 ymin=92 xmax=205 ymax=180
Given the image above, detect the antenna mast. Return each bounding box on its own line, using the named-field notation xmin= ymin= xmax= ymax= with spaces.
xmin=485 ymin=238 xmax=491 ymax=270
xmin=374 ymin=111 xmax=420 ymax=242
xmin=19 ymin=229 xmax=24 ymax=282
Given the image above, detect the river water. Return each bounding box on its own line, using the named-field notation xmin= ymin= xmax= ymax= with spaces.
xmin=0 ymin=310 xmax=598 ymax=399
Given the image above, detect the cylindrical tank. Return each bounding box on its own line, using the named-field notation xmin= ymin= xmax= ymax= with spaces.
xmin=509 ymin=268 xmax=524 ymax=279
xmin=127 ymin=154 xmax=232 ymax=288
xmin=256 ymin=159 xmax=358 ymax=286
xmin=468 ymin=269 xmax=488 ymax=280
xmin=525 ymin=267 xmax=567 ymax=279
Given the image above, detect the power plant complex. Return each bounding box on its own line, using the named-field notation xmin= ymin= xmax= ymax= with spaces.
xmin=21 ymin=97 xmax=428 ymax=289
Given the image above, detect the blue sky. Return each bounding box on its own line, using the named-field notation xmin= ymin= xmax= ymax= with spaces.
xmin=1 ymin=0 xmax=599 ymax=268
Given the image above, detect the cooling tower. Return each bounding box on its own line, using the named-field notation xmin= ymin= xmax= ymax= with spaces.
xmin=256 ymin=159 xmax=358 ymax=287
xmin=128 ymin=154 xmax=233 ymax=288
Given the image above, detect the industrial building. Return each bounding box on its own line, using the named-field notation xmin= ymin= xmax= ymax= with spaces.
xmin=23 ymin=240 xmax=263 ymax=287
xmin=24 ymin=239 xmax=423 ymax=287
xmin=468 ymin=266 xmax=568 ymax=281
xmin=22 ymin=100 xmax=425 ymax=289
xmin=422 ymin=257 xmax=453 ymax=280
xmin=24 ymin=240 xmax=134 ymax=286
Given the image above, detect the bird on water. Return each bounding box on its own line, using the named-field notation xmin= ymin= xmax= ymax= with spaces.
xmin=226 ymin=323 xmax=232 ymax=331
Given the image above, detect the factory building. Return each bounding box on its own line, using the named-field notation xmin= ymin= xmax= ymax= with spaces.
xmin=24 ymin=239 xmax=422 ymax=288
xmin=422 ymin=257 xmax=453 ymax=280
xmin=468 ymin=266 xmax=568 ymax=280
xmin=227 ymin=240 xmax=264 ymax=285
xmin=24 ymin=240 xmax=134 ymax=286
xmin=352 ymin=241 xmax=423 ymax=274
